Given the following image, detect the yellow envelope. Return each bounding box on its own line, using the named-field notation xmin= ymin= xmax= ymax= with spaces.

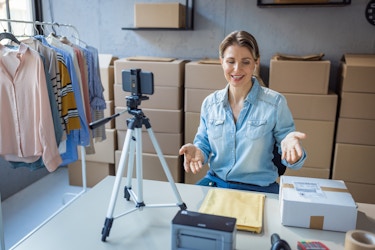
xmin=199 ymin=188 xmax=266 ymax=233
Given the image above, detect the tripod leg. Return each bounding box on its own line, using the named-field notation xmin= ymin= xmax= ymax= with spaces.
xmin=146 ymin=127 xmax=187 ymax=210
xmin=101 ymin=128 xmax=134 ymax=242
xmin=124 ymin=132 xmax=136 ymax=201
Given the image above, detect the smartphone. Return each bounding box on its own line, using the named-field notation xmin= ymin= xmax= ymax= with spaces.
xmin=122 ymin=68 xmax=154 ymax=95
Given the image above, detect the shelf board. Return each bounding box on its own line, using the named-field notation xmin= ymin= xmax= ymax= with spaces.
xmin=257 ymin=0 xmax=351 ymax=7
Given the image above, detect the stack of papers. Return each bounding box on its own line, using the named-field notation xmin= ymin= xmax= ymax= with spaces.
xmin=199 ymin=188 xmax=266 ymax=233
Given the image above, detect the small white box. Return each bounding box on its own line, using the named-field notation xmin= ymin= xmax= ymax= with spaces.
xmin=279 ymin=176 xmax=357 ymax=232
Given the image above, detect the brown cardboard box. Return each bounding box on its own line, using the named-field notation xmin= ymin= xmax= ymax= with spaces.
xmin=269 ymin=57 xmax=330 ymax=94
xmin=185 ymin=61 xmax=227 ymax=90
xmin=339 ymin=92 xmax=375 ymax=120
xmin=115 ymin=150 xmax=182 ymax=182
xmin=345 ymin=181 xmax=375 ymax=204
xmin=114 ymin=84 xmax=182 ymax=110
xmin=117 ymin=129 xmax=182 ymax=155
xmin=114 ymin=58 xmax=186 ymax=87
xmin=284 ymin=167 xmax=330 ymax=179
xmin=68 ymin=160 xmax=115 ymax=187
xmin=99 ymin=54 xmax=117 ymax=101
xmin=340 ymin=54 xmax=375 ymax=94
xmin=184 ymin=88 xmax=215 ymax=113
xmin=336 ymin=118 xmax=375 ymax=146
xmin=284 ymin=92 xmax=337 ymax=121
xmin=332 ymin=143 xmax=375 ymax=185
xmin=78 ymin=129 xmax=117 ymax=164
xmin=115 ymin=107 xmax=182 ymax=133
xmin=104 ymin=100 xmax=114 ymax=129
xmin=184 ymin=112 xmax=200 ymax=143
xmin=294 ymin=119 xmax=335 ymax=169
xmin=134 ymin=3 xmax=186 ymax=28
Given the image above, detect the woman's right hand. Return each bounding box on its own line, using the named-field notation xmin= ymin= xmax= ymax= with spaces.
xmin=179 ymin=143 xmax=204 ymax=174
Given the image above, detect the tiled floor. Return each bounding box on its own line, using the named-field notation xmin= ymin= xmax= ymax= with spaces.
xmin=1 ymin=167 xmax=86 ymax=250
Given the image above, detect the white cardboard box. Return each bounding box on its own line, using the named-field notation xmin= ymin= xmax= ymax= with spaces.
xmin=279 ymin=176 xmax=357 ymax=232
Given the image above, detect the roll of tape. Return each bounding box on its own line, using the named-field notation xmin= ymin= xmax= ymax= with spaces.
xmin=345 ymin=230 xmax=375 ymax=250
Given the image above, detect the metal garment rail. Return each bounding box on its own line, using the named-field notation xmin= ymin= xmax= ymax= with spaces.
xmin=0 ymin=18 xmax=87 ymax=250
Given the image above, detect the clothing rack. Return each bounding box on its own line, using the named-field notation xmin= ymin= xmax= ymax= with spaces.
xmin=0 ymin=18 xmax=87 ymax=250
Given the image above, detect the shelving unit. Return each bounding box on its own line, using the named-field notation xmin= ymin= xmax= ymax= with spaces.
xmin=122 ymin=0 xmax=194 ymax=31
xmin=257 ymin=0 xmax=351 ymax=7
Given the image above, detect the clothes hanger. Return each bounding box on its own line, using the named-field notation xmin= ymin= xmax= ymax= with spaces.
xmin=0 ymin=31 xmax=21 ymax=44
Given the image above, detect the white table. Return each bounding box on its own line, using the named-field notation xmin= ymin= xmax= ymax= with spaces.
xmin=10 ymin=176 xmax=375 ymax=250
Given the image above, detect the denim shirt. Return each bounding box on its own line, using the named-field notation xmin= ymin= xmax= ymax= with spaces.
xmin=194 ymin=78 xmax=306 ymax=186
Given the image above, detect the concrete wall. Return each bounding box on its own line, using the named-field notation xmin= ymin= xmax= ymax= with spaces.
xmin=42 ymin=0 xmax=374 ymax=90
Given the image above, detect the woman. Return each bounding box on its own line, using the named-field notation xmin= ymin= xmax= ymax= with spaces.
xmin=179 ymin=30 xmax=306 ymax=194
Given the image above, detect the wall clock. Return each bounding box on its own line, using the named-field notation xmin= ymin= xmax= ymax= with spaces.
xmin=365 ymin=0 xmax=375 ymax=26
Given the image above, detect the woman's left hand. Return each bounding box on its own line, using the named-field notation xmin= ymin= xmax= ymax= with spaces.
xmin=281 ymin=131 xmax=306 ymax=164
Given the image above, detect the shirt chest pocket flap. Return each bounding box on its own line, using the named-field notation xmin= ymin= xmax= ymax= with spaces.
xmin=246 ymin=120 xmax=267 ymax=139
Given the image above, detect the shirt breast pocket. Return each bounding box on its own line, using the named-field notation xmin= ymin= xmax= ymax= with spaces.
xmin=246 ymin=120 xmax=267 ymax=139
xmin=207 ymin=119 xmax=224 ymax=139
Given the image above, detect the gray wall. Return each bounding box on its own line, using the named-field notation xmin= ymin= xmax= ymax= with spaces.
xmin=43 ymin=0 xmax=374 ymax=90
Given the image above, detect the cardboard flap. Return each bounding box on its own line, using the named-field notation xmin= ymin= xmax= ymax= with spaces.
xmin=274 ymin=53 xmax=325 ymax=61
xmin=198 ymin=58 xmax=221 ymax=65
xmin=127 ymin=56 xmax=176 ymax=62
xmin=342 ymin=54 xmax=375 ymax=67
xmin=99 ymin=54 xmax=118 ymax=68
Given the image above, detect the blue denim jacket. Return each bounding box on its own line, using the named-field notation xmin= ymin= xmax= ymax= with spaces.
xmin=194 ymin=78 xmax=306 ymax=186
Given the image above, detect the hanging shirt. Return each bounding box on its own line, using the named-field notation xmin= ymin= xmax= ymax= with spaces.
xmin=0 ymin=43 xmax=62 ymax=172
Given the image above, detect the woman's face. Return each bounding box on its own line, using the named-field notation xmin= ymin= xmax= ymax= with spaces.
xmin=220 ymin=44 xmax=258 ymax=89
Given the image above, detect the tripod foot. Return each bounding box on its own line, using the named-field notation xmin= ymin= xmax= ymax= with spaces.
xmin=179 ymin=202 xmax=187 ymax=210
xmin=101 ymin=217 xmax=113 ymax=242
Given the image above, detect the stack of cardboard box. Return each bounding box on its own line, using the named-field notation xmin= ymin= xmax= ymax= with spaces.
xmin=113 ymin=57 xmax=186 ymax=183
xmin=269 ymin=55 xmax=337 ymax=179
xmin=68 ymin=54 xmax=118 ymax=187
xmin=184 ymin=60 xmax=227 ymax=184
xmin=332 ymin=54 xmax=375 ymax=204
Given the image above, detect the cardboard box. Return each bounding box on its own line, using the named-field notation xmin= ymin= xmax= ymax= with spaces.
xmin=339 ymin=92 xmax=375 ymax=120
xmin=283 ymin=92 xmax=337 ymax=121
xmin=280 ymin=176 xmax=357 ymax=232
xmin=184 ymin=112 xmax=200 ymax=143
xmin=135 ymin=3 xmax=186 ymax=28
xmin=78 ymin=129 xmax=117 ymax=164
xmin=294 ymin=119 xmax=335 ymax=169
xmin=114 ymin=58 xmax=186 ymax=87
xmin=336 ymin=118 xmax=375 ymax=146
xmin=332 ymin=143 xmax=375 ymax=185
xmin=345 ymin=181 xmax=375 ymax=204
xmin=185 ymin=88 xmax=215 ymax=113
xmin=104 ymin=100 xmax=114 ymax=129
xmin=117 ymin=129 xmax=182 ymax=156
xmin=115 ymin=150 xmax=182 ymax=182
xmin=68 ymin=160 xmax=115 ymax=187
xmin=284 ymin=167 xmax=330 ymax=179
xmin=269 ymin=57 xmax=330 ymax=94
xmin=114 ymin=83 xmax=183 ymax=110
xmin=115 ymin=107 xmax=182 ymax=133
xmin=185 ymin=61 xmax=227 ymax=90
xmin=340 ymin=54 xmax=375 ymax=94
xmin=99 ymin=54 xmax=117 ymax=101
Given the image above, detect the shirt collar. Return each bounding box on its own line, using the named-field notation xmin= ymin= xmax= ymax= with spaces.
xmin=221 ymin=77 xmax=261 ymax=106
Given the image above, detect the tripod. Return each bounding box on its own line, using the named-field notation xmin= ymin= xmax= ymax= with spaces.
xmin=97 ymin=96 xmax=187 ymax=242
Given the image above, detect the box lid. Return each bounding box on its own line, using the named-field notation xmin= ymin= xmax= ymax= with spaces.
xmin=99 ymin=54 xmax=118 ymax=68
xmin=280 ymin=176 xmax=356 ymax=207
xmin=342 ymin=53 xmax=375 ymax=67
